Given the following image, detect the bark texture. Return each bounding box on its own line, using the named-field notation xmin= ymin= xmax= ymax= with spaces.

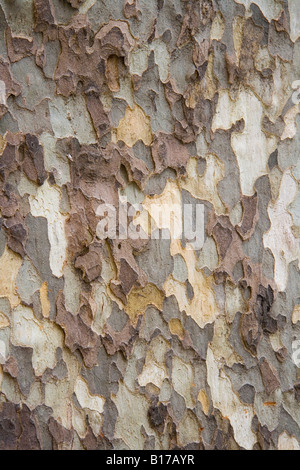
xmin=0 ymin=0 xmax=300 ymax=450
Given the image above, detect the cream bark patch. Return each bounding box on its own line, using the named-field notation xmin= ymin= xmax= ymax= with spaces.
xmin=29 ymin=180 xmax=67 ymax=278
xmin=206 ymin=347 xmax=257 ymax=450
xmin=11 ymin=305 xmax=64 ymax=376
xmin=213 ymin=89 xmax=278 ymax=196
xmin=164 ymin=240 xmax=220 ymax=329
xmin=264 ymin=170 xmax=300 ymax=292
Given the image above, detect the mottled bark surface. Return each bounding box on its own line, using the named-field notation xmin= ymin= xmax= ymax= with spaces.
xmin=0 ymin=0 xmax=300 ymax=450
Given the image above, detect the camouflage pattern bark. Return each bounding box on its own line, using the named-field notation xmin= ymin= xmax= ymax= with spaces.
xmin=0 ymin=0 xmax=300 ymax=450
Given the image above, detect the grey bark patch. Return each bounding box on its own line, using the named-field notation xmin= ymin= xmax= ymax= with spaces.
xmin=10 ymin=345 xmax=35 ymax=397
xmin=136 ymin=237 xmax=174 ymax=289
xmin=238 ymin=384 xmax=256 ymax=404
xmin=107 ymin=302 xmax=129 ymax=333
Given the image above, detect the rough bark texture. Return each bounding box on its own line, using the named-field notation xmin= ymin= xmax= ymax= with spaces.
xmin=0 ymin=0 xmax=300 ymax=451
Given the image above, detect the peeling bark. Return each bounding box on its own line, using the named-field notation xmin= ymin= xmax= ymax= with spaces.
xmin=0 ymin=0 xmax=300 ymax=451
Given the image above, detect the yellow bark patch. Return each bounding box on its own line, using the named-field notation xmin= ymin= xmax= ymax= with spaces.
xmin=169 ymin=318 xmax=184 ymax=339
xmin=164 ymin=239 xmax=220 ymax=329
xmin=197 ymin=389 xmax=210 ymax=416
xmin=0 ymin=134 xmax=6 ymax=155
xmin=0 ymin=312 xmax=9 ymax=329
xmin=0 ymin=247 xmax=22 ymax=308
xmin=40 ymin=282 xmax=51 ymax=319
xmin=124 ymin=283 xmax=164 ymax=326
xmin=116 ymin=104 xmax=152 ymax=147
xmin=292 ymin=305 xmax=300 ymax=324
